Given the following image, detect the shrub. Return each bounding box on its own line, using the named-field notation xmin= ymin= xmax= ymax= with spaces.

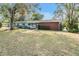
xmin=0 ymin=22 xmax=2 ymax=28
xmin=61 ymin=20 xmax=68 ymax=31
xmin=65 ymin=20 xmax=78 ymax=33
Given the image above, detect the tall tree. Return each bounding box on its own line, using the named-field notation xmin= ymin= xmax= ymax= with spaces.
xmin=63 ymin=3 xmax=79 ymax=32
xmin=54 ymin=3 xmax=79 ymax=32
xmin=0 ymin=3 xmax=40 ymax=30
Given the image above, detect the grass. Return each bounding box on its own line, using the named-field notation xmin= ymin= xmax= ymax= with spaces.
xmin=0 ymin=28 xmax=79 ymax=56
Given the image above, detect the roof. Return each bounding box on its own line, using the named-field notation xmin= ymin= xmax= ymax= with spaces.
xmin=15 ymin=20 xmax=60 ymax=23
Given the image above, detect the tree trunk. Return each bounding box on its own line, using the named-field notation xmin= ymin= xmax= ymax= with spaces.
xmin=10 ymin=9 xmax=14 ymax=30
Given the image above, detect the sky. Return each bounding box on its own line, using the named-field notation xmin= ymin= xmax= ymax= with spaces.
xmin=0 ymin=3 xmax=58 ymax=21
xmin=38 ymin=3 xmax=57 ymax=20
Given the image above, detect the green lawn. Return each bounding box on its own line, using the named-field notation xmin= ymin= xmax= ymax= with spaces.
xmin=0 ymin=29 xmax=79 ymax=56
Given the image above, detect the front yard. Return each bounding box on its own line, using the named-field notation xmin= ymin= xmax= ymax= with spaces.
xmin=0 ymin=28 xmax=79 ymax=56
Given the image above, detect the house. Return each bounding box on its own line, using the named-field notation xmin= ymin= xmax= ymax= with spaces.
xmin=15 ymin=20 xmax=61 ymax=31
xmin=38 ymin=21 xmax=60 ymax=30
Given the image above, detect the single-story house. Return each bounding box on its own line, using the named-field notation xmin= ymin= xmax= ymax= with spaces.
xmin=15 ymin=20 xmax=61 ymax=31
xmin=37 ymin=20 xmax=60 ymax=30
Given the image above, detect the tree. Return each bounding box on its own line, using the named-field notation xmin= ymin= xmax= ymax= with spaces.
xmin=14 ymin=3 xmax=40 ymax=21
xmin=54 ymin=3 xmax=79 ymax=32
xmin=0 ymin=3 xmax=40 ymax=30
xmin=0 ymin=4 xmax=10 ymax=23
xmin=0 ymin=4 xmax=10 ymax=28
xmin=31 ymin=13 xmax=44 ymax=20
xmin=53 ymin=4 xmax=65 ymax=30
xmin=63 ymin=3 xmax=79 ymax=32
xmin=0 ymin=4 xmax=16 ymax=30
xmin=53 ymin=4 xmax=64 ymax=21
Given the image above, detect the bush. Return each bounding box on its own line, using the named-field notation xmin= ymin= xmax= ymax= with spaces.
xmin=62 ymin=19 xmax=79 ymax=33
xmin=0 ymin=22 xmax=2 ymax=28
xmin=66 ymin=20 xmax=78 ymax=33
xmin=68 ymin=28 xmax=78 ymax=33
xmin=61 ymin=20 xmax=67 ymax=31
